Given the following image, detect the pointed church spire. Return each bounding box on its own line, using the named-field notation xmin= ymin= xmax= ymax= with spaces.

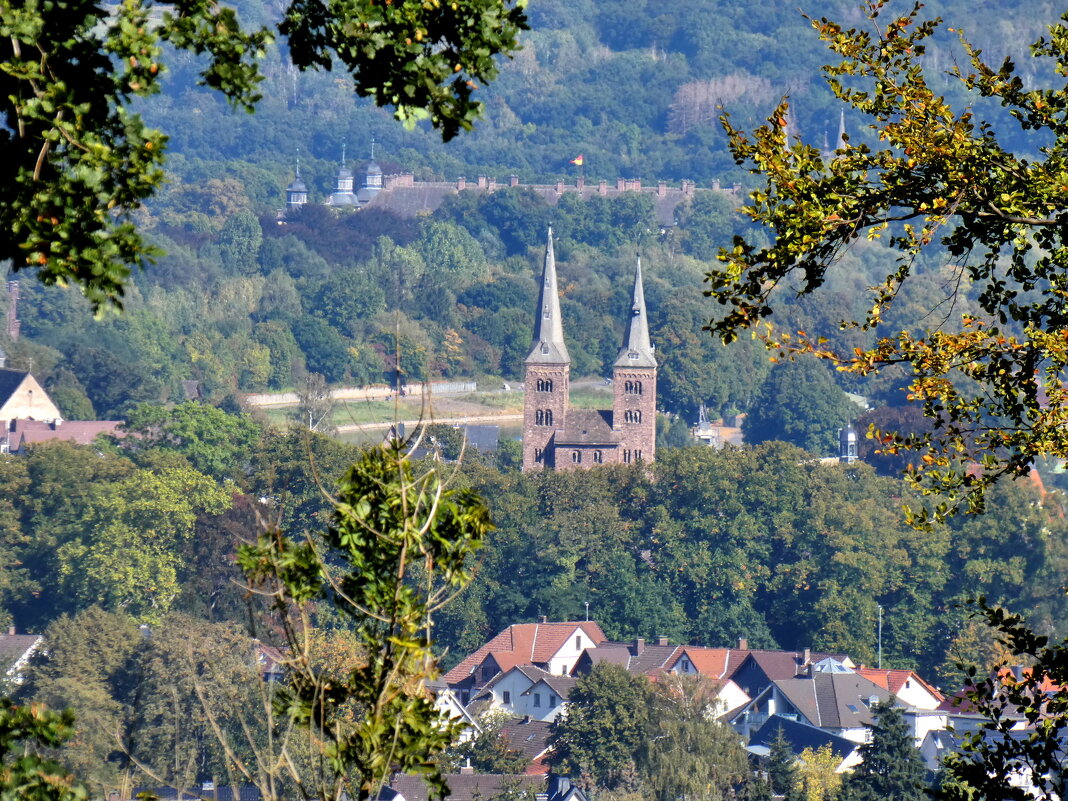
xmin=836 ymin=109 xmax=847 ymax=150
xmin=615 ymin=255 xmax=656 ymax=368
xmin=341 ymin=142 xmax=347 ymax=166
xmin=527 ymin=227 xmax=570 ymax=364
xmin=370 ymin=134 xmax=376 ymax=161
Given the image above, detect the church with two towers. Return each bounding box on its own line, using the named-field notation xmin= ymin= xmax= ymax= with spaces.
xmin=522 ymin=229 xmax=657 ymax=471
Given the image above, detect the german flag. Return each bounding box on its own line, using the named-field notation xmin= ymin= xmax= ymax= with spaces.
xmin=570 ymin=154 xmax=584 ymax=166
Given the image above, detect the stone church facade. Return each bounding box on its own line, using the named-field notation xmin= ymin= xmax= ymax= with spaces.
xmin=522 ymin=229 xmax=657 ymax=471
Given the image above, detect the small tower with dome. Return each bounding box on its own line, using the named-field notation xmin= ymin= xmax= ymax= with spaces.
xmin=328 ymin=144 xmax=358 ymax=206
xmin=285 ymin=160 xmax=308 ymax=211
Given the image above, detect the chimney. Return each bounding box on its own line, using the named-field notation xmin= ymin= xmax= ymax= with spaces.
xmin=634 ymin=637 xmax=645 ymax=653
xmin=457 ymin=176 xmax=466 ymax=190
xmin=803 ymin=648 xmax=811 ymax=666
xmin=509 ymin=174 xmax=519 ymax=187
xmin=6 ymin=626 xmax=14 ymax=636
xmin=522 ymin=714 xmax=532 ymax=724
xmin=737 ymin=637 xmax=748 ymax=650
xmin=539 ymin=615 xmax=548 ymax=624
xmin=657 ymin=636 xmax=669 ymax=646
xmin=460 ymin=764 xmax=474 ymax=775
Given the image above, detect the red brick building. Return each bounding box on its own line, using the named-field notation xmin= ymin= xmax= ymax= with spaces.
xmin=522 ymin=228 xmax=656 ymax=471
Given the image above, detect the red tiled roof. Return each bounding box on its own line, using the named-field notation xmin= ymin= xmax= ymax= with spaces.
xmin=668 ymin=647 xmax=737 ymax=678
xmin=11 ymin=419 xmax=123 ymax=448
xmin=856 ymin=668 xmax=944 ymax=702
xmin=444 ymin=621 xmax=606 ymax=685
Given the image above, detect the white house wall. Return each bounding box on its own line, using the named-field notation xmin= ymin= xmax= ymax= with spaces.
xmin=546 ymin=627 xmax=595 ymax=676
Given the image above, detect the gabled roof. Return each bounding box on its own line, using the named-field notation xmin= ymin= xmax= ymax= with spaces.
xmin=856 ymin=667 xmax=944 ymax=703
xmin=750 ymin=714 xmax=859 ymax=761
xmin=736 ymin=649 xmax=853 ymax=683
xmin=518 ymin=667 xmax=576 ymax=698
xmin=444 ymin=621 xmax=606 ymax=685
xmin=667 ymin=646 xmax=742 ymax=679
xmin=0 ymin=368 xmax=28 ymax=408
xmin=500 ymin=717 xmax=553 ymax=763
xmin=576 ymin=640 xmax=684 ymax=677
xmin=767 ymin=673 xmax=891 ymax=729
xmin=0 ymin=633 xmax=42 ymax=669
xmin=9 ymin=419 xmax=123 ymax=449
xmin=555 ymin=410 xmax=618 ymax=446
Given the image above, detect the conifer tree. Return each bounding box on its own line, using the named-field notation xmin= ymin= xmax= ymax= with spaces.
xmin=767 ymin=726 xmax=798 ymax=797
xmin=842 ymin=702 xmax=926 ymax=801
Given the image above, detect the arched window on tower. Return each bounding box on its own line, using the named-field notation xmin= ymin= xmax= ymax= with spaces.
xmin=536 ymin=409 xmax=553 ymax=426
xmin=536 ymin=378 xmax=553 ymax=392
xmin=634 ymin=381 xmax=642 ymax=395
xmin=571 ymin=450 xmax=581 ymax=464
xmin=593 ymin=450 xmax=603 ymax=464
xmin=624 ymin=410 xmax=642 ymax=424
xmin=624 ymin=381 xmax=633 ymax=394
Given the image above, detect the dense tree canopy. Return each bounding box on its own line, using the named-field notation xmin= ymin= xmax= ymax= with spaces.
xmin=0 ymin=0 xmax=526 ymax=308
xmin=707 ymin=2 xmax=1068 ymax=524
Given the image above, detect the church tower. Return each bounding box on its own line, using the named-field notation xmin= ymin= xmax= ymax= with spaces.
xmin=522 ymin=227 xmax=570 ymax=471
xmin=612 ymin=256 xmax=657 ymax=464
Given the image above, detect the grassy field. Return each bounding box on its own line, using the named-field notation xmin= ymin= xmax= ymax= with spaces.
xmin=259 ymin=381 xmax=609 ymax=431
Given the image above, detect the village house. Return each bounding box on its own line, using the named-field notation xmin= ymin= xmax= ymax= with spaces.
xmin=442 ymin=620 xmax=606 ymax=705
xmin=730 ymin=667 xmax=893 ymax=743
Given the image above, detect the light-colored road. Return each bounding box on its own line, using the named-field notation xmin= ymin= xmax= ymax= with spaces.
xmin=336 ymin=413 xmax=523 ymax=434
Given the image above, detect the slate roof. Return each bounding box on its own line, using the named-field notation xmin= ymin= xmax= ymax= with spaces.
xmin=0 ymin=368 xmax=28 ymax=408
xmin=443 ymin=621 xmax=606 ymax=686
xmin=750 ymin=714 xmax=859 ymax=760
xmin=463 ymin=425 xmax=499 ymax=453
xmin=739 ymin=649 xmax=853 ymax=682
xmin=384 ymin=773 xmax=546 ymax=801
xmin=769 ymin=672 xmax=891 ymax=729
xmin=366 ymin=184 xmax=458 ymax=218
xmin=555 ymin=410 xmax=619 ymax=447
xmin=576 ymin=640 xmax=684 ymax=677
xmin=9 ymin=419 xmax=123 ymax=450
xmin=500 ymin=717 xmax=553 ymax=762
xmin=0 ymin=634 xmax=42 ymax=667
xmin=518 ymin=667 xmax=576 ymax=698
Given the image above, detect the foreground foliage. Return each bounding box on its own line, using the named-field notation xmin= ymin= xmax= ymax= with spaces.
xmin=0 ymin=0 xmax=526 ymax=309
xmin=709 ymin=2 xmax=1068 ymax=525
xmin=238 ymin=440 xmax=492 ymax=800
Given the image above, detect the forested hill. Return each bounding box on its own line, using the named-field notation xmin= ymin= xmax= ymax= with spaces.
xmin=144 ymin=0 xmax=1059 ymax=198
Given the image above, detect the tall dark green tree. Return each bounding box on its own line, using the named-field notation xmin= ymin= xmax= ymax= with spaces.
xmin=842 ymin=702 xmax=926 ymax=801
xmin=547 ymin=663 xmax=653 ymax=792
xmin=742 ymin=359 xmax=856 ymax=455
xmin=767 ymin=725 xmax=798 ymax=797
